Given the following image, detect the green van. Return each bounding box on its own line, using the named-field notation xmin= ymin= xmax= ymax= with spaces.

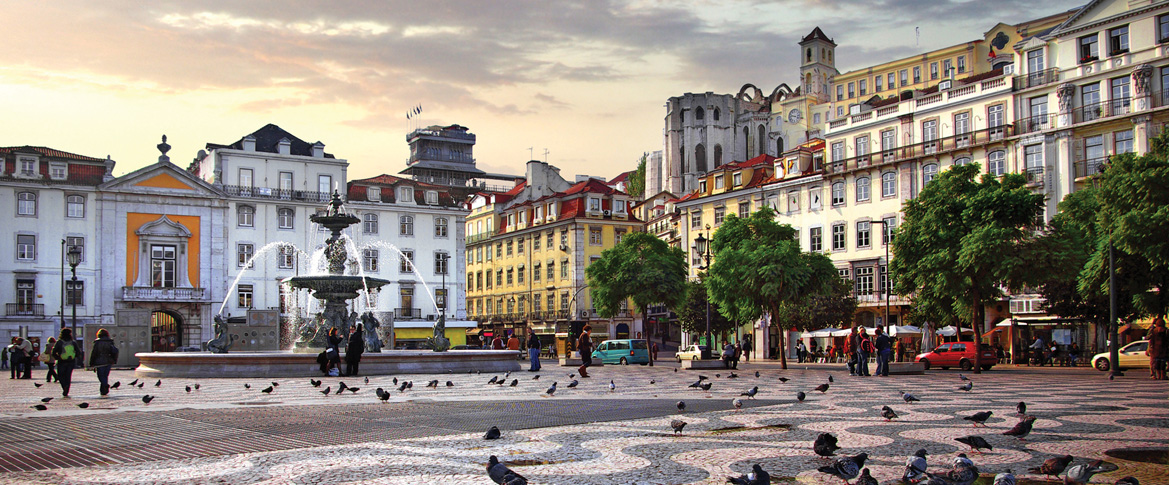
xmin=591 ymin=339 xmax=650 ymax=365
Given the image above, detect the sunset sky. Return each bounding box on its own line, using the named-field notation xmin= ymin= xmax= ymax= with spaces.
xmin=2 ymin=1 xmax=1081 ymax=182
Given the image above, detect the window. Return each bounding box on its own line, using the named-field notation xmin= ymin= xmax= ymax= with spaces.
xmin=930 ymin=62 xmax=939 ymax=80
xmin=838 ymin=268 xmax=850 ymax=280
xmin=732 ymin=172 xmax=742 ymax=187
xmin=238 ymin=168 xmax=253 ymax=188
xmin=506 ymin=240 xmax=513 ymax=255
xmin=810 ymin=227 xmax=823 ymax=252
xmin=831 ymin=182 xmax=845 ymax=206
xmin=988 ymin=150 xmax=1006 ymax=176
xmin=547 ymin=231 xmax=555 ymax=248
xmin=1160 ymin=14 xmax=1169 ymax=43
xmin=810 ymin=186 xmax=823 ymax=210
xmin=881 ymin=217 xmax=896 ymax=245
xmin=66 ymin=280 xmax=84 ymax=307
xmin=561 ymin=259 xmax=569 ymax=278
xmin=856 ymin=177 xmax=871 ymax=202
xmin=954 ymin=112 xmax=971 ymax=136
xmin=922 ymin=163 xmax=938 ymax=186
xmin=279 ymin=172 xmax=293 ymax=192
xmin=1026 ymin=49 xmax=1045 ymax=74
xmin=714 ymin=207 xmax=726 ymax=225
xmin=1079 ymin=34 xmax=1098 ymax=62
xmin=831 ymin=224 xmax=846 ymax=251
xmin=495 ymin=243 xmax=502 ymax=258
xmin=615 ymin=230 xmax=625 ymax=244
xmin=836 ymin=84 xmax=844 ymax=101
xmin=561 ymin=292 xmax=569 ymax=310
xmin=547 ymin=261 xmax=555 ymax=280
xmin=518 ymin=237 xmax=525 ymax=254
xmin=859 ymin=79 xmax=867 ymax=96
xmin=1081 ymin=82 xmax=1101 ymax=122
xmin=856 ymin=221 xmax=871 ymax=248
xmin=435 ymin=253 xmax=448 ymax=275
xmin=875 ymin=75 xmax=883 ymax=92
xmin=1115 ymin=130 xmax=1134 ymax=154
xmin=17 ymin=192 xmax=36 ymax=216
xmin=425 ymin=191 xmax=439 ymax=205
xmin=847 ymin=82 xmax=855 ymax=98
xmin=881 ymin=171 xmax=897 ymax=198
xmin=880 ymin=130 xmax=896 ymax=154
xmin=17 ymin=235 xmax=35 ymax=260
xmin=399 ymin=215 xmax=414 ymax=236
xmin=1111 ymin=76 xmax=1131 ymax=107
xmin=855 ymin=135 xmax=869 ymax=161
xmin=151 ymin=245 xmax=176 ymax=287
xmin=238 ymin=243 xmax=254 ymax=267
xmin=517 ymin=266 xmax=525 ymax=284
xmin=434 ymin=217 xmax=448 ymax=237
xmin=739 ymin=202 xmax=750 ymax=218
xmin=237 ymin=285 xmax=253 ymax=308
xmin=533 ymin=263 xmax=541 ymax=282
xmin=588 ymin=197 xmax=601 ymax=212
xmin=367 ymin=186 xmax=381 ymax=202
xmin=278 ymin=245 xmax=295 ymax=269
xmin=399 ymin=250 xmax=414 ymax=273
xmin=957 ymin=56 xmax=966 ymax=73
xmin=590 ymin=228 xmax=602 ymax=245
xmin=988 ymin=104 xmax=1005 ymax=139
xmin=363 ymin=249 xmax=379 ymax=272
xmin=237 ymin=205 xmax=254 ymax=227
xmin=889 ymin=72 xmax=896 ymax=89
xmin=398 ymin=186 xmax=414 ymax=203
xmin=18 ymin=157 xmax=36 ymax=176
xmin=1029 ymin=95 xmax=1048 ymax=119
xmin=363 ymin=213 xmax=378 ymax=234
xmin=787 ymin=191 xmax=799 ymax=213
xmin=318 ymin=175 xmax=333 ymax=195
xmin=1108 ymin=25 xmax=1128 ymax=55
xmin=922 ymin=119 xmax=938 ymax=153
xmin=65 ymin=195 xmax=85 ymax=218
xmin=831 ymin=142 xmax=844 ymax=162
xmin=913 ymin=66 xmax=921 ymax=83
xmin=1024 ymin=144 xmax=1044 ymax=172
xmin=943 ymin=59 xmax=952 ymax=77
xmin=614 ymin=200 xmax=626 ymax=213
xmin=691 ymin=212 xmax=702 ymax=228
xmin=953 ymin=157 xmax=971 ymax=166
xmin=855 ymin=266 xmax=874 ymax=295
xmin=814 ymin=112 xmax=821 ymax=124
xmin=49 ymin=163 xmax=66 ymax=180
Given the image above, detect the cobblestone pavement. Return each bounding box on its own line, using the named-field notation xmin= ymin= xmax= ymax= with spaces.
xmin=0 ymin=361 xmax=1164 ymax=484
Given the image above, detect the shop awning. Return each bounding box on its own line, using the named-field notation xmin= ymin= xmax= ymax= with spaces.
xmin=937 ymin=325 xmax=974 ymax=336
xmin=1009 ymin=316 xmax=1084 ymax=326
xmin=889 ymin=325 xmax=923 ymax=336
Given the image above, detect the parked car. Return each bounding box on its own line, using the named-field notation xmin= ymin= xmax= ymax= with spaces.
xmin=915 ymin=342 xmax=997 ymax=371
xmin=675 ymin=344 xmax=709 ymax=362
xmin=1091 ymin=340 xmax=1150 ymax=372
xmin=592 ymin=339 xmax=650 ymax=365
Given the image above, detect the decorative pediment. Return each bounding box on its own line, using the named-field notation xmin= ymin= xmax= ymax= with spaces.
xmin=1052 ymin=0 xmax=1130 ymax=35
xmin=99 ymin=159 xmax=223 ymax=197
xmin=136 ymin=215 xmax=193 ymax=238
xmin=1013 ymin=36 xmax=1046 ymax=53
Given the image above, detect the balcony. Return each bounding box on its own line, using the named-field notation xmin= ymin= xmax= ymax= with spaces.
xmin=825 ymin=125 xmax=1013 ymax=175
xmin=396 ymin=307 xmax=422 ymax=319
xmin=1016 ymin=114 xmax=1053 ymax=135
xmin=1073 ymin=98 xmax=1131 ymax=124
xmin=1024 ymin=166 xmax=1045 ymax=186
xmin=121 ymin=287 xmax=208 ymax=302
xmin=5 ymin=303 xmax=44 ymax=317
xmin=1013 ymin=68 xmax=1058 ymax=90
xmin=1073 ymin=157 xmax=1107 ymax=179
xmin=220 ymin=185 xmax=332 ymax=202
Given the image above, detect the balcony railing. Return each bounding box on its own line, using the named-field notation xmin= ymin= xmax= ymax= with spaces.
xmin=1073 ymin=157 xmax=1107 ymax=179
xmin=1016 ymin=114 xmax=1053 ymax=135
xmin=1024 ymin=166 xmax=1045 ymax=185
xmin=121 ymin=287 xmax=208 ymax=301
xmin=1013 ymin=68 xmax=1058 ymax=90
xmin=825 ymin=125 xmax=1013 ymax=175
xmin=220 ymin=185 xmax=332 ymax=202
xmin=396 ymin=307 xmax=421 ymax=319
xmin=5 ymin=303 xmax=44 ymax=317
xmin=1074 ymin=98 xmax=1131 ymax=124
xmin=1156 ymin=90 xmax=1168 ymax=109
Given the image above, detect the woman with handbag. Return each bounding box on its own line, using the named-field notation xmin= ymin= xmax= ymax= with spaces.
xmin=41 ymin=337 xmax=58 ymax=383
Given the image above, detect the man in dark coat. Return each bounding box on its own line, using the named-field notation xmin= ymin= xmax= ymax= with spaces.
xmin=345 ymin=325 xmax=365 ymax=377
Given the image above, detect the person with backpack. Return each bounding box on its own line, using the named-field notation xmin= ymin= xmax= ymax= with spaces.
xmin=857 ymin=328 xmax=874 ymax=377
xmin=88 ymin=328 xmax=119 ymax=396
xmin=51 ymin=328 xmax=79 ymax=397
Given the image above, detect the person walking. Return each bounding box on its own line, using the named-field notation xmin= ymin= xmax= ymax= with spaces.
xmin=88 ymin=328 xmax=118 ymax=396
xmin=7 ymin=338 xmax=19 ymax=378
xmin=41 ymin=337 xmax=58 ymax=383
xmin=722 ymin=341 xmax=735 ymax=369
xmin=51 ymin=328 xmax=79 ymax=397
xmin=874 ymin=327 xmax=892 ymax=377
xmin=576 ymin=325 xmax=593 ymax=378
xmin=526 ymin=330 xmax=541 ymax=372
xmin=846 ymin=326 xmax=860 ymax=375
xmin=732 ymin=341 xmax=742 ymax=369
xmin=345 ymin=324 xmax=365 ymax=377
xmin=1147 ymin=317 xmax=1167 ymax=380
xmin=325 ymin=327 xmax=343 ymax=376
xmin=857 ymin=329 xmax=873 ymax=377
xmin=796 ymin=341 xmax=806 ymax=363
xmin=16 ymin=337 xmax=33 ymax=379
xmin=0 ymin=344 xmax=7 ymax=371
xmin=1028 ymin=335 xmax=1046 ymax=366
xmin=741 ymin=335 xmax=752 ymax=363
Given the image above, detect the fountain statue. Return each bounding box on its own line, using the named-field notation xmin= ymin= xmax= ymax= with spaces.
xmin=361 ymin=312 xmax=383 ymax=353
xmin=425 ymin=314 xmax=450 ymax=352
xmin=284 ymin=191 xmax=392 ymax=352
xmin=206 ymin=314 xmax=236 ymax=353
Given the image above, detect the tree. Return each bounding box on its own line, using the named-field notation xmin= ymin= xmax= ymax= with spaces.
xmin=891 ymin=163 xmax=1045 ymax=373
xmin=586 ymin=232 xmax=688 ymax=366
xmin=772 ymin=276 xmax=857 ymax=332
xmin=676 ymin=280 xmax=736 ymax=340
xmin=704 ymin=208 xmax=841 ymax=369
xmin=626 ymin=154 xmax=646 ymax=199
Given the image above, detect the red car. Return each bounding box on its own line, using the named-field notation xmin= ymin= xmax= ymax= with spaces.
xmin=915 ymin=342 xmax=997 ymax=371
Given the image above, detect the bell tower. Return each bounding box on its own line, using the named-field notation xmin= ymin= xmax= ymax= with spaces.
xmin=799 ymin=26 xmax=838 ymax=102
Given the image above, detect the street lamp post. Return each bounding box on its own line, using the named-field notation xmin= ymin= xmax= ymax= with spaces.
xmin=66 ymin=246 xmax=82 ymax=343
xmin=1092 ymin=166 xmax=1122 ymax=379
xmin=693 ymin=225 xmax=713 ymax=358
xmin=871 ymin=220 xmax=892 ymax=335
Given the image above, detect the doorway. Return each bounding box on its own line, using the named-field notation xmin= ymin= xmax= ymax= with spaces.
xmin=151 ymin=311 xmax=182 ymax=352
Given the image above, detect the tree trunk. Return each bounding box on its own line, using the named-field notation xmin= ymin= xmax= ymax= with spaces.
xmin=971 ymin=287 xmax=982 ymax=374
xmin=773 ymin=307 xmax=788 ymax=369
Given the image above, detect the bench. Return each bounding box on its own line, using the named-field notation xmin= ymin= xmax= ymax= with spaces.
xmin=886 ymin=362 xmax=925 ymax=375
xmin=681 ymin=359 xmax=728 ymax=370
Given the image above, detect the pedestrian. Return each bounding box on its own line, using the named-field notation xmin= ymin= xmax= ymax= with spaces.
xmin=17 ymin=337 xmax=33 ymax=379
xmin=732 ymin=341 xmax=742 ymax=369
xmin=796 ymin=340 xmax=806 ymax=363
xmin=577 ymin=325 xmax=593 ymax=378
xmin=1147 ymin=317 xmax=1167 ymax=380
xmin=51 ymin=328 xmax=79 ymax=397
xmin=846 ymin=326 xmax=860 ymax=375
xmin=325 ymin=327 xmax=343 ymax=375
xmin=0 ymin=344 xmax=7 ymax=371
xmin=874 ymin=327 xmax=892 ymax=377
xmin=651 ymin=341 xmax=659 ymax=361
xmin=41 ymin=337 xmax=58 ymax=383
xmin=491 ymin=334 xmax=505 ymax=350
xmin=857 ymin=329 xmax=873 ymax=377
xmin=7 ymin=337 xmax=20 ymax=378
xmin=345 ymin=324 xmax=365 ymax=377
xmin=527 ymin=329 xmax=541 ymax=372
xmin=507 ymin=332 xmax=520 ymax=351
xmin=741 ymin=335 xmax=752 ymax=363
xmin=88 ymin=328 xmax=118 ymax=396
xmin=1028 ymin=335 xmax=1046 ymax=366
xmin=722 ymin=341 xmax=735 ymax=369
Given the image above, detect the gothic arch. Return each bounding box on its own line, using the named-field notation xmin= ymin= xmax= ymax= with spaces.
xmin=714 ymin=144 xmax=723 ymax=168
xmin=769 ymin=83 xmax=794 ymax=102
xmin=695 ymin=144 xmax=707 ymax=173
xmin=737 ymin=84 xmax=764 ymax=103
xmin=757 ymin=125 xmax=767 ymax=156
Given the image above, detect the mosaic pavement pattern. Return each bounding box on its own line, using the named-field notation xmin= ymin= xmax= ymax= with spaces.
xmin=0 ymin=364 xmax=1165 ymax=484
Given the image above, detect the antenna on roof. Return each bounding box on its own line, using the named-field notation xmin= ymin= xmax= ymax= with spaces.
xmin=528 ymin=147 xmax=534 ymax=160
xmin=543 ymin=149 xmax=550 ymax=163
xmin=915 ymin=27 xmax=920 ymax=47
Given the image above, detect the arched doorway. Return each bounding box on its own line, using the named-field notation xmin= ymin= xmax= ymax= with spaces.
xmin=616 ymin=323 xmax=629 ymax=339
xmin=151 ymin=311 xmax=182 ymax=352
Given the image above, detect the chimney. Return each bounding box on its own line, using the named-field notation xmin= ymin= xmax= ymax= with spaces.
xmin=242 ymin=135 xmax=256 ymax=151
xmin=277 ymin=137 xmax=291 ymax=155
xmin=312 ymin=141 xmax=325 ymax=158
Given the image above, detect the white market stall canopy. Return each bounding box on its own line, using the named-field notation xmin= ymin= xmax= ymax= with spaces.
xmin=936 ymin=325 xmax=974 ymax=336
xmin=860 ymin=325 xmax=923 ymax=336
xmin=800 ymin=328 xmax=852 ymax=338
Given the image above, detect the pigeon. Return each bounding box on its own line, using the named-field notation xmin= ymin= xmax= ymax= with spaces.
xmin=532 ymin=375 xmax=540 ymax=380
xmin=740 ymin=386 xmax=758 ymax=399
xmin=674 ymin=367 xmax=678 ymax=372
xmin=566 ymin=380 xmax=579 ymax=388
xmin=510 ymin=379 xmax=519 ymax=387
xmin=375 ymin=387 xmax=386 ymax=398
xmin=487 ymin=455 xmax=527 ymax=485
xmin=40 ymin=397 xmax=52 ymax=403
xmin=715 ymin=374 xmax=720 ymax=378
xmin=609 ymin=380 xmax=615 ymax=392
xmin=497 ymin=379 xmax=508 ymax=386
xmin=33 ymin=382 xmax=42 ymax=388
xmin=1063 ymin=459 xmax=1105 ymax=484
xmin=244 ymin=383 xmax=251 ymax=389
xmin=364 ymin=376 xmax=369 ymax=384
xmin=727 ymin=463 xmax=770 ymax=485
xmin=881 ymin=405 xmax=898 ymax=421
xmin=137 ymin=382 xmax=145 ymax=389
xmin=568 ymin=373 xmax=575 ymax=379
xmin=484 ymin=426 xmax=501 ymax=440
xmin=778 ymin=377 xmax=789 ymax=383
xmin=813 ymin=433 xmax=840 ymax=458
xmin=959 ymin=373 xmax=970 ymax=381
xmin=346 ymin=387 xmax=360 ymax=394
xmin=77 ymin=402 xmax=89 ymax=409
xmin=31 ymin=404 xmax=47 ymax=410
xmin=1016 ymin=401 xmax=1026 ymax=415
xmin=732 ymin=398 xmax=743 ymax=411
xmin=397 ymin=381 xmax=409 ymax=392
xmin=1003 ymin=416 xmax=1036 ymax=440
xmin=902 ymin=449 xmax=928 ymax=483
xmin=700 ymin=382 xmax=713 ymax=392
xmin=310 ymin=379 xmax=322 ymax=387
xmin=958 ymin=381 xmax=972 ymax=392
xmin=689 ymin=379 xmax=705 ymax=388
xmin=194 ymin=383 xmax=200 ymax=390
xmin=261 ymin=386 xmax=274 ymax=394
xmin=900 ymin=390 xmax=920 ymax=403
xmin=393 ymin=377 xmax=398 ymax=385
xmin=111 ymin=381 xmax=121 ymax=390
xmin=321 ymin=386 xmax=331 ymax=396
xmin=992 ymin=470 xmax=1016 ymax=485
xmin=697 ymin=375 xmax=709 ymax=381
xmin=828 ymin=374 xmax=834 ymax=383
xmin=941 ymin=461 xmax=980 ymax=485
xmin=1029 ymin=454 xmax=1073 ymax=480
xmin=406 ymin=381 xmax=413 ymax=389
xmin=446 ymin=381 xmax=454 ymax=387
xmin=545 ymin=382 xmax=557 ymax=396
xmin=426 ymin=380 xmax=439 ymax=388
xmin=142 ymin=395 xmax=155 ymax=404
xmin=754 ymin=371 xmax=760 ymax=378
xmin=155 ymin=379 xmax=162 ymax=387
xmin=185 ymin=385 xmax=192 ymax=393
xmin=953 ymin=453 xmax=974 ymax=468
xmin=650 ymin=379 xmax=655 ymax=385
xmin=818 ymin=453 xmax=867 ymax=483
xmin=963 ymin=411 xmax=993 ymax=427
xmin=814 ymin=383 xmax=830 ymax=393
xmin=1113 ymin=477 xmax=1139 ymax=485
xmin=670 ymin=419 xmax=687 ymax=435
xmin=797 ymin=391 xmax=806 ymax=402
xmin=728 ymin=372 xmax=739 ymax=379
xmin=128 ymin=379 xmax=139 ymax=387
xmin=855 ymin=468 xmax=878 ymax=485
xmin=954 ymin=435 xmax=993 ymax=453
xmin=379 ymin=390 xmax=391 ymax=401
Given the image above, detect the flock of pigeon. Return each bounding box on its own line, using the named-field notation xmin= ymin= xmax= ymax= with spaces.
xmin=28 ymin=377 xmax=167 ymax=411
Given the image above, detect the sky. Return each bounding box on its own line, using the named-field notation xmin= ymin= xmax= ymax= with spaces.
xmin=1 ymin=0 xmax=1083 ymax=182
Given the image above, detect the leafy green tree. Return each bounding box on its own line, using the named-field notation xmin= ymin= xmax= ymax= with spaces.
xmin=704 ymin=208 xmax=841 ymax=369
xmin=626 ymin=154 xmax=646 ymax=199
xmin=773 ymin=276 xmax=857 ymax=331
xmin=586 ymin=232 xmax=688 ymax=365
xmin=676 ymin=279 xmax=737 ymax=342
xmin=891 ymin=163 xmax=1045 ymax=373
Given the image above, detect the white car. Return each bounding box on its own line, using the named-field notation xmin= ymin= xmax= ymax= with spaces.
xmin=1092 ymin=340 xmax=1150 ymax=372
xmin=675 ymin=345 xmax=709 ymax=362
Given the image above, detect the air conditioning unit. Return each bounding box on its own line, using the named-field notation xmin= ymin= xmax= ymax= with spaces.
xmin=427 ymin=314 xmax=436 ymax=321
xmin=580 ymin=310 xmax=590 ymax=319
xmin=559 ymin=244 xmax=568 ymax=252
xmin=603 ymin=210 xmax=612 ymax=216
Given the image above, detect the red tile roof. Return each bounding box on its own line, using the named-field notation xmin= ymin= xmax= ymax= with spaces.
xmin=0 ymin=146 xmax=105 ymax=162
xmin=609 ymin=170 xmax=633 ymax=185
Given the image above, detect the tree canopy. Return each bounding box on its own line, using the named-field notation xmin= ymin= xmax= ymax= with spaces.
xmin=676 ymin=279 xmax=737 ymax=339
xmin=626 ymin=154 xmax=646 ymax=199
xmin=772 ymin=276 xmax=858 ymax=332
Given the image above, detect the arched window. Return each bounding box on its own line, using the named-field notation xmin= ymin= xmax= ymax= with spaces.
xmin=807 ymin=48 xmax=812 ymax=62
xmin=363 ymin=213 xmax=378 ymax=234
xmin=922 ymin=163 xmax=939 ymax=186
xmin=400 ymin=215 xmax=414 ymax=236
xmin=742 ymin=127 xmax=751 ymax=157
xmin=831 ymin=182 xmax=845 ymax=206
xmin=695 ymin=144 xmax=707 ymax=173
xmin=16 ymin=192 xmax=36 ymax=216
xmin=988 ymin=150 xmax=1006 ymax=176
xmin=695 ymin=107 xmax=705 ymax=120
xmin=237 ymin=205 xmax=254 ymax=227
xmin=713 ymin=108 xmax=721 ymax=121
xmin=953 ymin=157 xmax=971 ymax=166
xmin=713 ymin=144 xmax=723 ymax=168
xmin=776 ymin=138 xmax=785 ymax=155
xmin=856 ymin=177 xmax=871 ymax=202
xmin=278 ymin=208 xmax=294 ymax=229
xmin=757 ymin=125 xmax=766 ymax=156
xmin=66 ymin=195 xmax=85 ymax=218
xmin=881 ymin=171 xmax=897 ymax=198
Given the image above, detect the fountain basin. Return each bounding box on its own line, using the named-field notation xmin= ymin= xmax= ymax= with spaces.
xmin=134 ymin=350 xmax=522 ymax=378
xmin=283 ymin=274 xmax=392 ymax=301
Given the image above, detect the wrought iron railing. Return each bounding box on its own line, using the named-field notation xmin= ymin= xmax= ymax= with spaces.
xmin=824 ymin=125 xmax=1013 ymax=175
xmin=1016 ymin=114 xmax=1053 ymax=135
xmin=5 ymin=303 xmax=43 ymax=317
xmin=220 ymin=185 xmax=332 ymax=202
xmin=1013 ymin=68 xmax=1058 ymax=90
xmin=121 ymin=287 xmax=208 ymax=301
xmin=396 ymin=307 xmax=421 ymax=319
xmin=1073 ymin=157 xmax=1107 ymax=179
xmin=1024 ymin=166 xmax=1045 ymax=185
